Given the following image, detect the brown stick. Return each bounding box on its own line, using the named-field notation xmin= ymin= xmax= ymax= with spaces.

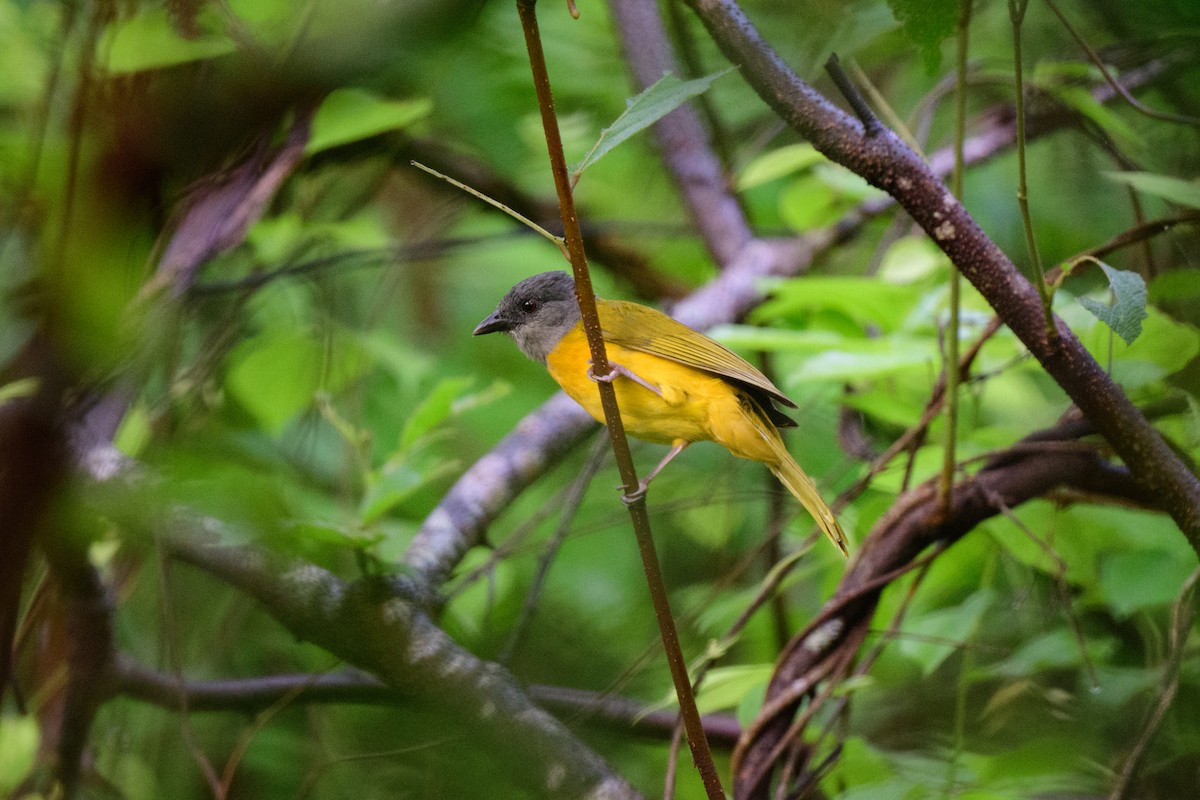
xmin=514 ymin=2 xmax=724 ymax=796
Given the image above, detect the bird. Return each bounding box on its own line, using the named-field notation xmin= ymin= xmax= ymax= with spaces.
xmin=473 ymin=271 xmax=847 ymax=556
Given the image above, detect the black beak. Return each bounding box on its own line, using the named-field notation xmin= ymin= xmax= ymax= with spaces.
xmin=473 ymin=310 xmax=512 ymax=336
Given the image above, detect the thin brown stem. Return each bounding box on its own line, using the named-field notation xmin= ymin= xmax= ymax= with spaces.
xmin=1009 ymin=0 xmax=1055 ymax=335
xmin=939 ymin=0 xmax=971 ymax=522
xmin=1044 ymin=0 xmax=1200 ymax=128
xmin=514 ymin=2 xmax=724 ymax=797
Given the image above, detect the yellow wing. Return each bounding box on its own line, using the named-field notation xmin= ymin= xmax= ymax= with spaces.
xmin=596 ymin=299 xmax=797 ymax=409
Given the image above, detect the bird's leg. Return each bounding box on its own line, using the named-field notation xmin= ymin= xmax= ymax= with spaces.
xmin=622 ymin=439 xmax=689 ymax=506
xmin=587 ymin=360 xmax=662 ymax=397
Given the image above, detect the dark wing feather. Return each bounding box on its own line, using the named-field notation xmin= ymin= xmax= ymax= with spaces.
xmin=597 ymin=299 xmax=798 ymax=410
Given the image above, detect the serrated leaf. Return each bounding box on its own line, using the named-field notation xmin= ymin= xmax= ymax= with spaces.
xmin=886 ymin=0 xmax=959 ymax=73
xmin=1078 ymin=261 xmax=1147 ymax=345
xmin=571 ymin=69 xmax=732 ymax=178
xmin=1104 ymin=171 xmax=1200 ymax=210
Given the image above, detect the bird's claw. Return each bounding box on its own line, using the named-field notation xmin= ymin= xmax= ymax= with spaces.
xmin=587 ymin=360 xmax=662 ymax=396
xmin=620 ymin=481 xmax=648 ymax=506
xmin=587 ymin=363 xmax=618 ymax=383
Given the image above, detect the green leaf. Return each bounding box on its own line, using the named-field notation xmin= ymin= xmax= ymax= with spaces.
xmin=0 ymin=714 xmax=37 ymax=795
xmin=886 ymin=0 xmax=959 ymax=72
xmin=306 ymin=89 xmax=432 ymax=155
xmin=1104 ymin=171 xmax=1200 ymax=209
xmin=103 ymin=9 xmax=236 ymax=74
xmin=1052 ymin=86 xmax=1141 ymax=149
xmin=753 ymin=276 xmax=925 ymax=331
xmin=1098 ymin=550 xmax=1198 ymax=617
xmin=0 ymin=377 xmax=37 ymax=404
xmin=400 ymin=377 xmax=474 ymax=449
xmin=225 ymin=329 xmax=370 ymax=434
xmin=710 ymin=326 xmax=939 ymax=383
xmin=1149 ymin=269 xmax=1200 ymax=303
xmin=286 ymin=519 xmax=381 ymax=549
xmin=691 ymin=664 xmax=774 ymax=715
xmin=359 ymin=456 xmax=458 ymax=524
xmin=777 ymin=172 xmax=841 ymax=229
xmin=1073 ymin=304 xmax=1200 ymax=387
xmin=571 ymin=69 xmax=732 ymax=178
xmin=986 ymin=628 xmax=1116 ymax=678
xmin=737 ymin=144 xmax=825 ymax=190
xmin=1077 ymin=261 xmax=1148 ymax=345
xmin=878 ymin=235 xmax=951 ymax=284
xmin=897 ymin=590 xmax=993 ymax=676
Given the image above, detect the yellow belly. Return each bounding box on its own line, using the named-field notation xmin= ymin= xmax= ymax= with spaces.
xmin=545 ymin=325 xmax=778 ymax=463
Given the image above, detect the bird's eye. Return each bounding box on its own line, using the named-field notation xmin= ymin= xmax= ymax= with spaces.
xmin=520 ymin=299 xmax=539 ymax=313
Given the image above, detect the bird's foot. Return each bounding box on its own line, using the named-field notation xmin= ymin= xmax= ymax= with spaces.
xmin=620 ymin=481 xmax=649 ymax=507
xmin=587 ymin=360 xmax=662 ymax=396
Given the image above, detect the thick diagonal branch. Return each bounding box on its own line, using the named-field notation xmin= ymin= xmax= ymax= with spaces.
xmin=683 ymin=0 xmax=1200 ymax=547
xmin=734 ymin=433 xmax=1159 ymax=797
xmin=169 ymin=537 xmax=639 ymax=800
xmin=402 ymin=61 xmax=1171 ymax=588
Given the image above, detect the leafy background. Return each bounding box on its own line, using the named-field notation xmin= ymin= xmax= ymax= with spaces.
xmin=2 ymin=0 xmax=1199 ymax=798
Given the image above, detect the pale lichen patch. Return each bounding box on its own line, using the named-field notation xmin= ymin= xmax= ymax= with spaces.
xmin=284 ymin=564 xmax=328 ymax=597
xmin=546 ymin=763 xmax=567 ymax=792
xmin=934 ymin=221 xmax=957 ymax=241
xmin=804 ymin=618 xmax=844 ymax=652
xmin=381 ymin=596 xmax=411 ymax=626
xmin=584 ymin=777 xmax=639 ymax=800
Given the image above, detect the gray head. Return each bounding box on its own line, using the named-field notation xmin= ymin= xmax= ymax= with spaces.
xmin=473 ymin=272 xmax=582 ymax=363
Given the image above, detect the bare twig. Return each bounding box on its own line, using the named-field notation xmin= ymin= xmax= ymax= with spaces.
xmin=1045 ymin=0 xmax=1200 ymax=128
xmin=1008 ymin=0 xmax=1054 ymax=334
xmin=114 ymin=657 xmax=744 ymax=747
xmin=1108 ymin=567 xmax=1200 ymax=799
xmin=499 ymin=435 xmax=609 ymax=663
xmin=515 ymin=2 xmax=722 ymax=795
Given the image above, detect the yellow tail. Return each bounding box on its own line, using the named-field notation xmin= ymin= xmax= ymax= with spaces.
xmin=766 ymin=438 xmax=848 ymax=557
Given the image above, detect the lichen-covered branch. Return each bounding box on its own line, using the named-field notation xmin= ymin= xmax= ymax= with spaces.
xmin=169 ymin=536 xmax=640 ymax=800
xmin=115 ymin=658 xmax=742 ymax=748
xmin=401 ymin=59 xmax=1161 ymax=589
xmin=683 ymin=0 xmax=1200 ymax=547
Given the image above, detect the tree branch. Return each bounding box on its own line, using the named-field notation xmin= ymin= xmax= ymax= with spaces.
xmin=114 ymin=658 xmax=743 ymax=749
xmin=606 ymin=0 xmax=752 ymax=267
xmin=683 ymin=0 xmax=1200 ymax=546
xmin=402 ymin=55 xmax=1168 ymax=588
xmin=167 ymin=535 xmax=640 ymax=800
xmin=733 ymin=427 xmax=1161 ymax=797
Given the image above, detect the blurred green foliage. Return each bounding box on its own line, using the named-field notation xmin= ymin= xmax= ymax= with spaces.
xmin=1 ymin=0 xmax=1199 ymax=798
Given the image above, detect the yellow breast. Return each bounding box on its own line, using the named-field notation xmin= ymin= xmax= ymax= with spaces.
xmin=545 ymin=323 xmax=776 ymax=463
